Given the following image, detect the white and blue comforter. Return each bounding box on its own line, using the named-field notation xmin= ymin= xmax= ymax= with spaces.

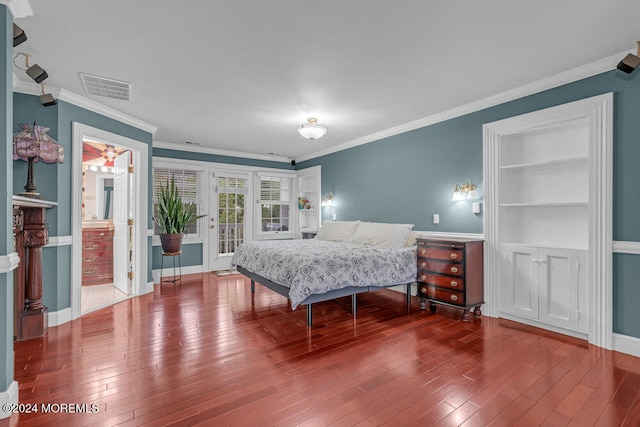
xmin=231 ymin=239 xmax=417 ymax=309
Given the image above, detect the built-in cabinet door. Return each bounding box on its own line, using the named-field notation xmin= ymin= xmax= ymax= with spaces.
xmin=503 ymin=245 xmax=538 ymax=320
xmin=538 ymin=248 xmax=579 ymax=331
xmin=502 ymin=244 xmax=582 ymax=333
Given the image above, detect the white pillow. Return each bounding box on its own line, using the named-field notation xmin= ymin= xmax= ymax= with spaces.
xmin=351 ymin=222 xmax=414 ymax=248
xmin=314 ymin=220 xmax=361 ymax=242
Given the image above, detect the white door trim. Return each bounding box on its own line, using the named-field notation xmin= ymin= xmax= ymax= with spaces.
xmin=71 ymin=122 xmax=149 ymax=320
xmin=482 ymin=93 xmax=613 ymax=349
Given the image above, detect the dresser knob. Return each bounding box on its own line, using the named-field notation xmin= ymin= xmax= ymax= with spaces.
xmin=420 ymin=262 xmax=426 ymax=268
xmin=420 ymin=275 xmax=426 ymax=281
xmin=450 ymin=253 xmax=458 ymax=260
xmin=83 ymin=268 xmax=97 ymax=274
xmin=83 ymin=256 xmax=97 ymax=262
xmin=420 ymin=249 xmax=426 ymax=256
xmin=450 ymin=295 xmax=458 ymax=301
xmin=450 ymin=280 xmax=458 ymax=287
xmin=450 ymin=266 xmax=458 ymax=273
xmin=421 ymin=287 xmax=427 ymax=294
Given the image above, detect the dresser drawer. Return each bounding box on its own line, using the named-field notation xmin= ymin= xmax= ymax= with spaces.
xmin=81 ymin=247 xmax=113 ymax=262
xmin=418 ymin=259 xmax=464 ymax=277
xmin=417 ymin=272 xmax=464 ymax=290
xmin=418 ymin=285 xmax=465 ymax=306
xmin=417 ymin=246 xmax=465 ymax=262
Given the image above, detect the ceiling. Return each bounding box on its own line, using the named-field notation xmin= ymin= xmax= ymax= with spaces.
xmin=12 ymin=1 xmax=640 ymax=162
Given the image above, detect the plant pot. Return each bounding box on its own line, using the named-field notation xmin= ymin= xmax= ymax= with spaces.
xmin=159 ymin=233 xmax=183 ymax=254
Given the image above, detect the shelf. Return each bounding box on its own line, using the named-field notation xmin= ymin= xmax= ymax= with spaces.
xmin=500 ymin=156 xmax=588 ymax=171
xmin=500 ymin=201 xmax=588 ymax=208
xmin=299 ymin=208 xmax=317 ymax=212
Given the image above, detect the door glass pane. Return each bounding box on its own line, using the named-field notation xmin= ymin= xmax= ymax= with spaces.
xmin=217 ymin=176 xmax=247 ymax=256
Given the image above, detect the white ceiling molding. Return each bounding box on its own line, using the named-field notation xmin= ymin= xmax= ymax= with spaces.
xmin=152 ymin=140 xmax=291 ymax=163
xmin=295 ymin=50 xmax=630 ymax=163
xmin=12 ymin=79 xmax=158 ymax=135
xmin=0 ymin=0 xmax=33 ymax=18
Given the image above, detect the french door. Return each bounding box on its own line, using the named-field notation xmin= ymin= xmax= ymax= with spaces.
xmin=209 ymin=171 xmax=251 ymax=271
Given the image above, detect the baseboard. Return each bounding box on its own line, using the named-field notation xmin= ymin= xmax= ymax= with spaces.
xmin=48 ymin=307 xmax=72 ymax=327
xmin=142 ymin=281 xmax=154 ymax=294
xmin=613 ymin=333 xmax=640 ymax=358
xmin=0 ymin=381 xmax=19 ymax=419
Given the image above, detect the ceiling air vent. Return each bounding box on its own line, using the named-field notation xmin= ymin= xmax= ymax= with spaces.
xmin=79 ymin=72 xmax=131 ymax=101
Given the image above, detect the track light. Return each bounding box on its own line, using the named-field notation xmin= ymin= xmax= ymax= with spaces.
xmin=13 ymin=23 xmax=27 ymax=47
xmin=15 ymin=53 xmax=48 ymax=83
xmin=617 ymin=42 xmax=640 ymax=74
xmin=39 ymin=83 xmax=57 ymax=107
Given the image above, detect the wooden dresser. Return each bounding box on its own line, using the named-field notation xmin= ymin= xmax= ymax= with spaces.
xmin=82 ymin=227 xmax=114 ymax=285
xmin=416 ymin=238 xmax=484 ymax=321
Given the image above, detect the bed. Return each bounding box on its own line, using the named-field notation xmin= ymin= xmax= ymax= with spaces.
xmin=231 ymin=221 xmax=418 ymax=326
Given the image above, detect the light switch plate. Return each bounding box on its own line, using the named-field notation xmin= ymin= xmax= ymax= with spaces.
xmin=433 ymin=214 xmax=439 ymax=224
xmin=472 ymin=202 xmax=481 ymax=214
xmin=332 ymin=213 xmax=337 ymax=220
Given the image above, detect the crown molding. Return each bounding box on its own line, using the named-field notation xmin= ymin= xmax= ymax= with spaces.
xmin=0 ymin=0 xmax=32 ymax=18
xmin=152 ymin=140 xmax=292 ymax=163
xmin=296 ymin=50 xmax=630 ymax=163
xmin=12 ymin=79 xmax=158 ymax=135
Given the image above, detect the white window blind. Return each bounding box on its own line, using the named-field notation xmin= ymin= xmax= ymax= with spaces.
xmin=152 ymin=168 xmax=203 ymax=236
xmin=257 ymin=175 xmax=293 ymax=236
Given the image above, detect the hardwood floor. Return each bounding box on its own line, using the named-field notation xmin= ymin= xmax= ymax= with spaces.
xmin=4 ymin=272 xmax=640 ymax=426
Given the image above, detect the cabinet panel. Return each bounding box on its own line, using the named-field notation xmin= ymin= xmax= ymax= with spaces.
xmin=503 ymin=246 xmax=538 ymax=319
xmin=538 ymin=249 xmax=579 ymax=330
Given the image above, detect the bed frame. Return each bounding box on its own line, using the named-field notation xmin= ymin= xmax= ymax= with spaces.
xmin=236 ymin=266 xmax=413 ymax=326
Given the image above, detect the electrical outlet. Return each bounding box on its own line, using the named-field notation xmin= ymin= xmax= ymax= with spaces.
xmin=332 ymin=213 xmax=337 ymax=220
xmin=433 ymin=214 xmax=439 ymax=224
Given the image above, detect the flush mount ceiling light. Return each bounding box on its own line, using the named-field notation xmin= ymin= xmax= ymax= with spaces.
xmin=297 ymin=118 xmax=327 ymax=141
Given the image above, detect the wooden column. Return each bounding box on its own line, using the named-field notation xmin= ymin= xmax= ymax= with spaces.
xmin=12 ymin=196 xmax=57 ymax=341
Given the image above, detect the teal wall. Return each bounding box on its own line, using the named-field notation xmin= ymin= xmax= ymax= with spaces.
xmin=12 ymin=95 xmax=154 ymax=311
xmin=152 ymin=243 xmax=202 ymax=269
xmin=298 ymin=69 xmax=640 ymax=339
xmin=0 ymin=4 xmax=14 ymax=395
xmin=153 ymin=147 xmax=294 ymax=170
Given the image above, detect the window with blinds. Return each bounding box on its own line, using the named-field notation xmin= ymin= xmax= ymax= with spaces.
xmin=258 ymin=175 xmax=292 ymax=234
xmin=152 ymin=168 xmax=202 ymax=236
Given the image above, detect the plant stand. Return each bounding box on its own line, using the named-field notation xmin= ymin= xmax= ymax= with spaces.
xmin=160 ymin=252 xmax=182 ymax=287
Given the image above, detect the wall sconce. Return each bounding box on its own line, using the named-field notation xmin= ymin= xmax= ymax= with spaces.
xmin=321 ymin=192 xmax=334 ymax=207
xmin=452 ymin=183 xmax=478 ymax=201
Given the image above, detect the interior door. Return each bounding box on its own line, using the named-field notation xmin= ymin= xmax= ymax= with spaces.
xmin=113 ymin=151 xmax=131 ymax=294
xmin=210 ymin=172 xmax=250 ymax=271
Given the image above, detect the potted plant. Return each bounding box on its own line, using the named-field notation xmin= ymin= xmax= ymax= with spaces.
xmin=153 ymin=176 xmax=205 ymax=254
